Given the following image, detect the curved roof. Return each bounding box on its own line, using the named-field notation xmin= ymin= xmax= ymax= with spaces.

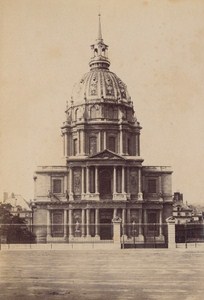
xmin=72 ymin=69 xmax=130 ymax=105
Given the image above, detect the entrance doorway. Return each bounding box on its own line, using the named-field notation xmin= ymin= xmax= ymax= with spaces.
xmin=100 ymin=209 xmax=113 ymax=240
xmin=99 ymin=169 xmax=112 ymax=199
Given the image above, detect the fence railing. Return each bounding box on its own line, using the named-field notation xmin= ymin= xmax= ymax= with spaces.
xmin=175 ymin=223 xmax=204 ymax=244
xmin=0 ymin=223 xmax=114 ymax=245
xmin=120 ymin=223 xmax=168 ymax=248
xmin=1 ymin=222 xmax=204 ymax=248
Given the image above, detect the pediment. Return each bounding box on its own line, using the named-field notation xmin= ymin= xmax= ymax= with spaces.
xmin=89 ymin=150 xmax=125 ymax=160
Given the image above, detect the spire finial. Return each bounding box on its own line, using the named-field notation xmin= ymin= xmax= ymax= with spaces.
xmin=97 ymin=13 xmax=103 ymax=41
xmin=89 ymin=12 xmax=110 ymax=70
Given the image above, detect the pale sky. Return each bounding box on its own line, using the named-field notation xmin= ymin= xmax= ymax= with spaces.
xmin=0 ymin=0 xmax=204 ymax=205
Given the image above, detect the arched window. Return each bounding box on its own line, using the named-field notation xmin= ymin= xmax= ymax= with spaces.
xmin=89 ymin=136 xmax=97 ymax=155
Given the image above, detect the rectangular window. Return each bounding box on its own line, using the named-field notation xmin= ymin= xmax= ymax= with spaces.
xmin=89 ymin=167 xmax=95 ymax=193
xmin=116 ymin=167 xmax=122 ymax=193
xmin=147 ymin=212 xmax=159 ymax=236
xmin=52 ymin=210 xmax=64 ymax=237
xmin=73 ymin=139 xmax=77 ymax=156
xmin=52 ymin=179 xmax=62 ymax=194
xmin=127 ymin=138 xmax=131 ymax=155
xmin=108 ymin=136 xmax=116 ymax=152
xmin=148 ymin=179 xmax=157 ymax=193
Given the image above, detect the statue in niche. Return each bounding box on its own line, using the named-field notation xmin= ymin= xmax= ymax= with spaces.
xmin=75 ymin=220 xmax=80 ymax=233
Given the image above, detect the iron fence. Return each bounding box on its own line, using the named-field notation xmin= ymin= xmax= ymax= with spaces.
xmin=1 ymin=222 xmax=204 ymax=249
xmin=175 ymin=223 xmax=204 ymax=245
xmin=120 ymin=223 xmax=168 ymax=248
xmin=0 ymin=223 xmax=114 ymax=246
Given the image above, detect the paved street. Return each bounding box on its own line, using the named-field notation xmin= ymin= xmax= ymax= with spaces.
xmin=0 ymin=249 xmax=204 ymax=300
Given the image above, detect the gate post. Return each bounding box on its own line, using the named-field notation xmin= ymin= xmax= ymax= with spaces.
xmin=166 ymin=217 xmax=176 ymax=249
xmin=112 ymin=217 xmax=122 ymax=249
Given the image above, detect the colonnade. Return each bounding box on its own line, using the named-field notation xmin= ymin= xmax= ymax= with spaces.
xmin=68 ymin=166 xmax=143 ymax=199
xmin=63 ymin=129 xmax=140 ymax=157
xmin=47 ymin=208 xmax=100 ymax=239
xmin=46 ymin=208 xmax=163 ymax=240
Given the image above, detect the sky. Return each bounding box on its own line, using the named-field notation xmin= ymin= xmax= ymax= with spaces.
xmin=0 ymin=0 xmax=204 ymax=206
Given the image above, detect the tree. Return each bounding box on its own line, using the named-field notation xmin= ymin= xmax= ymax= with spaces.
xmin=0 ymin=202 xmax=35 ymax=243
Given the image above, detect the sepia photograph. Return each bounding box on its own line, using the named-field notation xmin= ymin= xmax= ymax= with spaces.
xmin=0 ymin=0 xmax=204 ymax=299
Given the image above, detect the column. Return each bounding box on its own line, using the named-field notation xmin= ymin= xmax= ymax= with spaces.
xmin=47 ymin=210 xmax=51 ymax=238
xmin=69 ymin=209 xmax=73 ymax=238
xmin=122 ymin=208 xmax=126 ymax=236
xmin=137 ymin=168 xmax=143 ymax=201
xmin=79 ymin=130 xmax=85 ymax=155
xmin=138 ymin=134 xmax=140 ymax=156
xmin=104 ymin=131 xmax=106 ymax=150
xmin=98 ymin=131 xmax=101 ymax=152
xmin=113 ymin=166 xmax=116 ymax=194
xmin=81 ymin=167 xmax=85 ymax=197
xmin=64 ymin=175 xmax=68 ymax=198
xmin=138 ymin=209 xmax=144 ymax=241
xmin=144 ymin=209 xmax=147 ymax=238
xmin=159 ymin=210 xmax=163 ymax=236
xmin=136 ymin=135 xmax=139 ymax=156
xmin=138 ymin=209 xmax=142 ymax=235
xmin=69 ymin=167 xmax=73 ymax=201
xmin=86 ymin=208 xmax=90 ymax=237
xmin=81 ymin=130 xmax=85 ymax=155
xmin=86 ymin=167 xmax=90 ymax=194
xmin=121 ymin=166 xmax=125 ymax=194
xmin=159 ymin=176 xmax=162 ymax=198
xmin=64 ymin=210 xmax=67 ymax=239
xmin=81 ymin=209 xmax=85 ymax=237
xmin=64 ymin=133 xmax=68 ymax=157
xmin=126 ymin=167 xmax=130 ymax=194
xmin=113 ymin=208 xmax=117 ymax=218
xmin=95 ymin=166 xmax=99 ymax=194
xmin=77 ymin=130 xmax=80 ymax=155
xmin=70 ymin=135 xmax=73 ymax=156
xmin=95 ymin=208 xmax=99 ymax=237
xmin=119 ymin=127 xmax=123 ymax=155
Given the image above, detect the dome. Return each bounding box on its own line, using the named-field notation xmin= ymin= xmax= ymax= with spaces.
xmin=70 ymin=14 xmax=132 ymax=107
xmin=72 ymin=69 xmax=131 ymax=105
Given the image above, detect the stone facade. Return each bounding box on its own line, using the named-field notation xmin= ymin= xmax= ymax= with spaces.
xmin=32 ymin=15 xmax=173 ymax=244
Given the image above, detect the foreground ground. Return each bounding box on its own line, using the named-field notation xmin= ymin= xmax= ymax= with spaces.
xmin=0 ymin=249 xmax=204 ymax=300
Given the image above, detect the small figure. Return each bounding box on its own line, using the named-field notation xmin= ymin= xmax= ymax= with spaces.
xmin=75 ymin=220 xmax=80 ymax=233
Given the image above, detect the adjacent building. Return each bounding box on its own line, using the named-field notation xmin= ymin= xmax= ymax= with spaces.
xmin=32 ymin=16 xmax=173 ymax=245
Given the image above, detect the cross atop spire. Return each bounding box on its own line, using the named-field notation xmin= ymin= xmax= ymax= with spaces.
xmin=89 ymin=14 xmax=110 ymax=70
xmin=97 ymin=13 xmax=103 ymax=41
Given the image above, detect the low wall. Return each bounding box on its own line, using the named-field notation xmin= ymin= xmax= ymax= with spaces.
xmin=0 ymin=242 xmax=121 ymax=251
